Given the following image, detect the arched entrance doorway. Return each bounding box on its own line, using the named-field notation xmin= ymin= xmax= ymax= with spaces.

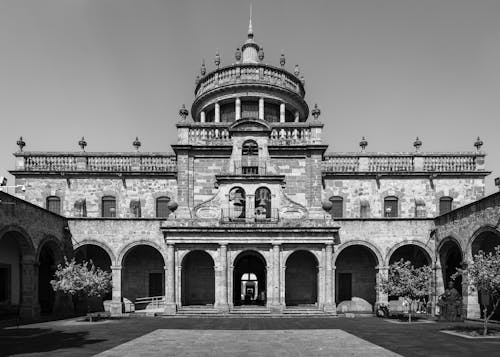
xmin=181 ymin=251 xmax=215 ymax=306
xmin=233 ymin=251 xmax=266 ymax=306
xmin=74 ymin=244 xmax=113 ymax=312
xmin=335 ymin=245 xmax=378 ymax=308
xmin=122 ymin=245 xmax=165 ymax=309
xmin=471 ymin=228 xmax=500 ymax=319
xmin=389 ymin=244 xmax=431 ymax=267
xmin=439 ymin=240 xmax=462 ymax=295
xmin=285 ymin=251 xmax=318 ymax=306
xmin=0 ymin=232 xmax=24 ymax=317
xmin=38 ymin=241 xmax=62 ymax=314
xmin=388 ymin=244 xmax=432 ymax=308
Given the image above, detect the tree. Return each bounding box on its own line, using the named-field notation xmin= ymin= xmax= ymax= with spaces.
xmin=379 ymin=259 xmax=433 ymax=322
xmin=453 ymin=246 xmax=500 ymax=335
xmin=51 ymin=257 xmax=112 ymax=320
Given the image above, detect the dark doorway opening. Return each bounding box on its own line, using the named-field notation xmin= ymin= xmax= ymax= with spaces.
xmin=181 ymin=251 xmax=215 ymax=306
xmin=38 ymin=245 xmax=56 ymax=314
xmin=338 ymin=273 xmax=352 ymax=302
xmin=285 ymin=251 xmax=318 ymax=306
xmin=233 ymin=251 xmax=266 ymax=306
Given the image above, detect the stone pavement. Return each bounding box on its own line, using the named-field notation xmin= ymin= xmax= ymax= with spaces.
xmin=1 ymin=317 xmax=500 ymax=357
xmin=93 ymin=329 xmax=402 ymax=357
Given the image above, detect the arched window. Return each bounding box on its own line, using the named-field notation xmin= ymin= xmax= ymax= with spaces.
xmin=439 ymin=197 xmax=453 ymax=215
xmin=329 ymin=196 xmax=343 ymax=218
xmin=102 ymin=196 xmax=116 ymax=218
xmin=46 ymin=196 xmax=61 ymax=215
xmin=156 ymin=196 xmax=171 ymax=218
xmin=255 ymin=187 xmax=271 ymax=220
xmin=229 ymin=187 xmax=246 ymax=219
xmin=384 ymin=196 xmax=398 ymax=218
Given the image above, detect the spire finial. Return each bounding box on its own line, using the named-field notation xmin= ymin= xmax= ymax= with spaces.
xmin=248 ymin=4 xmax=253 ymax=38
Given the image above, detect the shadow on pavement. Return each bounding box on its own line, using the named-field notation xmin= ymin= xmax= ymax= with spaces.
xmin=0 ymin=327 xmax=105 ymax=357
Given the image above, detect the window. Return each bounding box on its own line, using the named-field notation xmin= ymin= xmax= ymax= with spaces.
xmin=384 ymin=196 xmax=398 ymax=218
xmin=156 ymin=196 xmax=171 ymax=218
xmin=242 ymin=140 xmax=258 ymax=156
xmin=46 ymin=196 xmax=61 ymax=215
xmin=102 ymin=196 xmax=116 ymax=218
xmin=360 ymin=200 xmax=370 ymax=218
xmin=255 ymin=187 xmax=271 ymax=219
xmin=415 ymin=200 xmax=426 ymax=218
xmin=241 ymin=100 xmax=258 ymax=119
xmin=74 ymin=199 xmax=87 ymax=217
xmin=264 ymin=103 xmax=280 ymax=122
xmin=439 ymin=197 xmax=453 ymax=215
xmin=329 ymin=196 xmax=343 ymax=218
xmin=130 ymin=200 xmax=141 ymax=218
xmin=229 ymin=187 xmax=246 ymax=219
xmin=220 ymin=102 xmax=235 ymax=122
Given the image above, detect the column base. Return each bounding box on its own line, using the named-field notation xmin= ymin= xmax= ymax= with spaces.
xmin=215 ymin=304 xmax=230 ymax=313
xmin=19 ymin=302 xmax=40 ymax=320
xmin=163 ymin=303 xmax=177 ymax=315
xmin=323 ymin=303 xmax=337 ymax=314
xmin=269 ymin=303 xmax=284 ymax=314
xmin=109 ymin=301 xmax=123 ymax=316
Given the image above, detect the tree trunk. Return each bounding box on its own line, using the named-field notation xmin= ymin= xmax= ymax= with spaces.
xmin=484 ymin=298 xmax=500 ymax=336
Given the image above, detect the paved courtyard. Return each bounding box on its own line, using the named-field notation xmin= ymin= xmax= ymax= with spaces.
xmin=1 ymin=317 xmax=500 ymax=357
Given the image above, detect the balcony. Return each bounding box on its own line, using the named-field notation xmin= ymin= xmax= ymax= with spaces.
xmin=220 ymin=208 xmax=280 ymax=224
xmin=13 ymin=152 xmax=177 ymax=175
xmin=195 ymin=64 xmax=305 ymax=99
xmin=322 ymin=152 xmax=487 ymax=175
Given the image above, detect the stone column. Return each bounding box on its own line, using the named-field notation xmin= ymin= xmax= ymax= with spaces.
xmin=215 ymin=244 xmax=229 ymax=312
xmin=110 ymin=265 xmax=123 ymax=315
xmin=270 ymin=244 xmax=282 ymax=312
xmin=324 ymin=243 xmax=336 ymax=313
xmin=258 ymin=97 xmax=264 ymax=120
xmin=200 ymin=110 xmax=206 ymax=123
xmin=19 ymin=257 xmax=40 ymax=320
xmin=434 ymin=260 xmax=445 ymax=316
xmin=215 ymin=102 xmax=220 ymax=123
xmin=376 ymin=266 xmax=389 ymax=306
xmin=279 ymin=103 xmax=285 ymax=123
xmin=235 ymin=98 xmax=241 ymax=120
xmin=462 ymin=253 xmax=480 ymax=319
xmin=164 ymin=244 xmax=177 ymax=314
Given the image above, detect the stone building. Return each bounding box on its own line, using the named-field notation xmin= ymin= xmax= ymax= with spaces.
xmin=3 ymin=22 xmax=498 ymax=318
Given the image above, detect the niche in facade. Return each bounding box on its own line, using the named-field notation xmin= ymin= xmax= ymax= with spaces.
xmin=229 ymin=187 xmax=246 ymax=219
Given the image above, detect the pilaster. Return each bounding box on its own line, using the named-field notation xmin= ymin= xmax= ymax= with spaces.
xmin=110 ymin=265 xmax=123 ymax=315
xmin=164 ymin=244 xmax=177 ymax=314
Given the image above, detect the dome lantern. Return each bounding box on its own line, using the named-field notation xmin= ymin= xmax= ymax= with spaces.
xmin=280 ymin=51 xmax=286 ymax=68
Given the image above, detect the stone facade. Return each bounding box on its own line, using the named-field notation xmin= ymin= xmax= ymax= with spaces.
xmin=4 ymin=23 xmax=497 ymax=319
xmin=0 ymin=191 xmax=72 ymax=319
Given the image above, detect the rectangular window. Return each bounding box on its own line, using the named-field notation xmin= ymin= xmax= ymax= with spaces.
xmin=242 ymin=166 xmax=259 ymax=175
xmin=46 ymin=197 xmax=61 ymax=215
xmin=330 ymin=197 xmax=343 ymax=218
xmin=241 ymin=101 xmax=258 ymax=119
xmin=439 ymin=197 xmax=453 ymax=215
xmin=384 ymin=198 xmax=398 ymax=218
xmin=102 ymin=197 xmax=116 ymax=218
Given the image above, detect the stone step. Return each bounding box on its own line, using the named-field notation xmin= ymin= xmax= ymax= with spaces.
xmin=282 ymin=309 xmax=325 ymax=315
xmin=230 ymin=308 xmax=271 ymax=314
xmin=177 ymin=306 xmax=219 ymax=315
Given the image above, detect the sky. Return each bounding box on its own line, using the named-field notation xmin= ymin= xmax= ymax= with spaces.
xmin=0 ymin=0 xmax=499 ymax=193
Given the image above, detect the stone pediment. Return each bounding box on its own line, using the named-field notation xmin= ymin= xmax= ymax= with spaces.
xmin=229 ymin=118 xmax=271 ymax=134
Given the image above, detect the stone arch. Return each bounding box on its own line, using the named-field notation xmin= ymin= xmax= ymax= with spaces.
xmin=233 ymin=250 xmax=267 ymax=306
xmin=120 ymin=242 xmax=166 ymax=304
xmin=0 ymin=225 xmax=35 ymax=257
xmin=438 ymin=236 xmax=463 ymax=296
xmin=181 ymin=250 xmax=215 ymax=306
xmin=74 ymin=240 xmax=116 ymax=265
xmin=468 ymin=225 xmax=500 ymax=256
xmin=437 ymin=235 xmax=464 ymax=256
xmin=285 ymin=250 xmax=319 ymax=306
xmin=36 ymin=235 xmax=64 ymax=264
xmin=117 ymin=240 xmax=166 ymax=267
xmin=335 ymin=243 xmax=380 ymax=308
xmin=334 ymin=240 xmax=384 ymax=267
xmin=282 ymin=248 xmax=321 ymax=265
xmin=386 ymin=240 xmax=434 ymax=266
